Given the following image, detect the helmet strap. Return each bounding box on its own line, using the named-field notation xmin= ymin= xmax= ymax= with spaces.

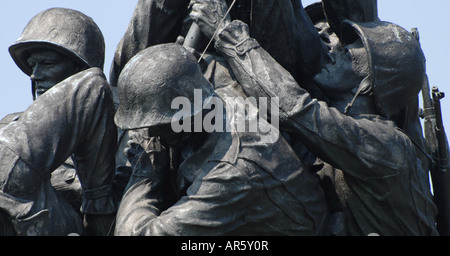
xmin=344 ymin=75 xmax=373 ymax=115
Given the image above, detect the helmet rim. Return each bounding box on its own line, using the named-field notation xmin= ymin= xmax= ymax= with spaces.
xmin=9 ymin=8 xmax=105 ymax=76
xmin=9 ymin=41 xmax=91 ymax=76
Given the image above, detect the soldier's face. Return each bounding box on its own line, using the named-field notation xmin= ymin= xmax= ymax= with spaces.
xmin=313 ymin=39 xmax=370 ymax=100
xmin=27 ymin=49 xmax=81 ymax=98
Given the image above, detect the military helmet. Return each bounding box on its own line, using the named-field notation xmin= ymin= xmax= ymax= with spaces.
xmin=341 ymin=20 xmax=426 ymax=119
xmin=115 ymin=43 xmax=214 ymax=130
xmin=9 ymin=8 xmax=105 ymax=76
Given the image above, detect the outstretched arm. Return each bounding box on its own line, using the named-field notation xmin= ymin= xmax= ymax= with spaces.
xmin=191 ymin=1 xmax=413 ymax=182
xmin=190 ymin=0 xmax=328 ymax=84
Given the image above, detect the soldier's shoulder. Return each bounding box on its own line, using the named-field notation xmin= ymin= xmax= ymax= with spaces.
xmin=78 ymin=67 xmax=107 ymax=80
xmin=69 ymin=67 xmax=109 ymax=87
xmin=0 ymin=112 xmax=23 ymax=129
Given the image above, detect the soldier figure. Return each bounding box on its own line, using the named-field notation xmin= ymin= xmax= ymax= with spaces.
xmin=0 ymin=1 xmax=442 ymax=236
xmin=0 ymin=8 xmax=117 ymax=235
xmin=113 ymin=43 xmax=330 ymax=235
xmin=191 ymin=0 xmax=438 ymax=235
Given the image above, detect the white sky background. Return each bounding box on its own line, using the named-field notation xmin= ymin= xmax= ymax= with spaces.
xmin=0 ymin=0 xmax=449 ymax=134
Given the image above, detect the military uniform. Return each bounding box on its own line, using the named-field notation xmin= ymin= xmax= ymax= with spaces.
xmin=110 ymin=0 xmax=327 ymax=88
xmin=211 ymin=19 xmax=438 ymax=235
xmin=0 ymin=68 xmax=117 ymax=235
xmin=0 ymin=8 xmax=117 ymax=236
xmin=113 ymin=44 xmax=330 ymax=236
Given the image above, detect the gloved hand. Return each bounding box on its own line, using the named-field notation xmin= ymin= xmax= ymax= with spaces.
xmin=189 ymin=0 xmax=232 ymax=41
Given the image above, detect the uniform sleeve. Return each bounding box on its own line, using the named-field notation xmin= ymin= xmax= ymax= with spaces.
xmin=0 ymin=68 xmax=117 ymax=215
xmin=110 ymin=0 xmax=190 ymax=87
xmin=214 ymin=20 xmax=413 ymax=181
xmin=115 ymin=161 xmax=251 ymax=236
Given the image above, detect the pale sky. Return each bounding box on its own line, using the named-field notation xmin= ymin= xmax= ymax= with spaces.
xmin=1 ymin=0 xmax=449 ymax=134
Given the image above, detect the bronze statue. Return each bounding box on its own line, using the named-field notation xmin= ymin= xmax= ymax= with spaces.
xmin=190 ymin=0 xmax=438 ymax=235
xmin=113 ymin=43 xmax=329 ymax=235
xmin=0 ymin=8 xmax=117 ymax=236
xmin=0 ymin=1 xmax=445 ymax=236
xmin=109 ymin=0 xmax=327 ymax=89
